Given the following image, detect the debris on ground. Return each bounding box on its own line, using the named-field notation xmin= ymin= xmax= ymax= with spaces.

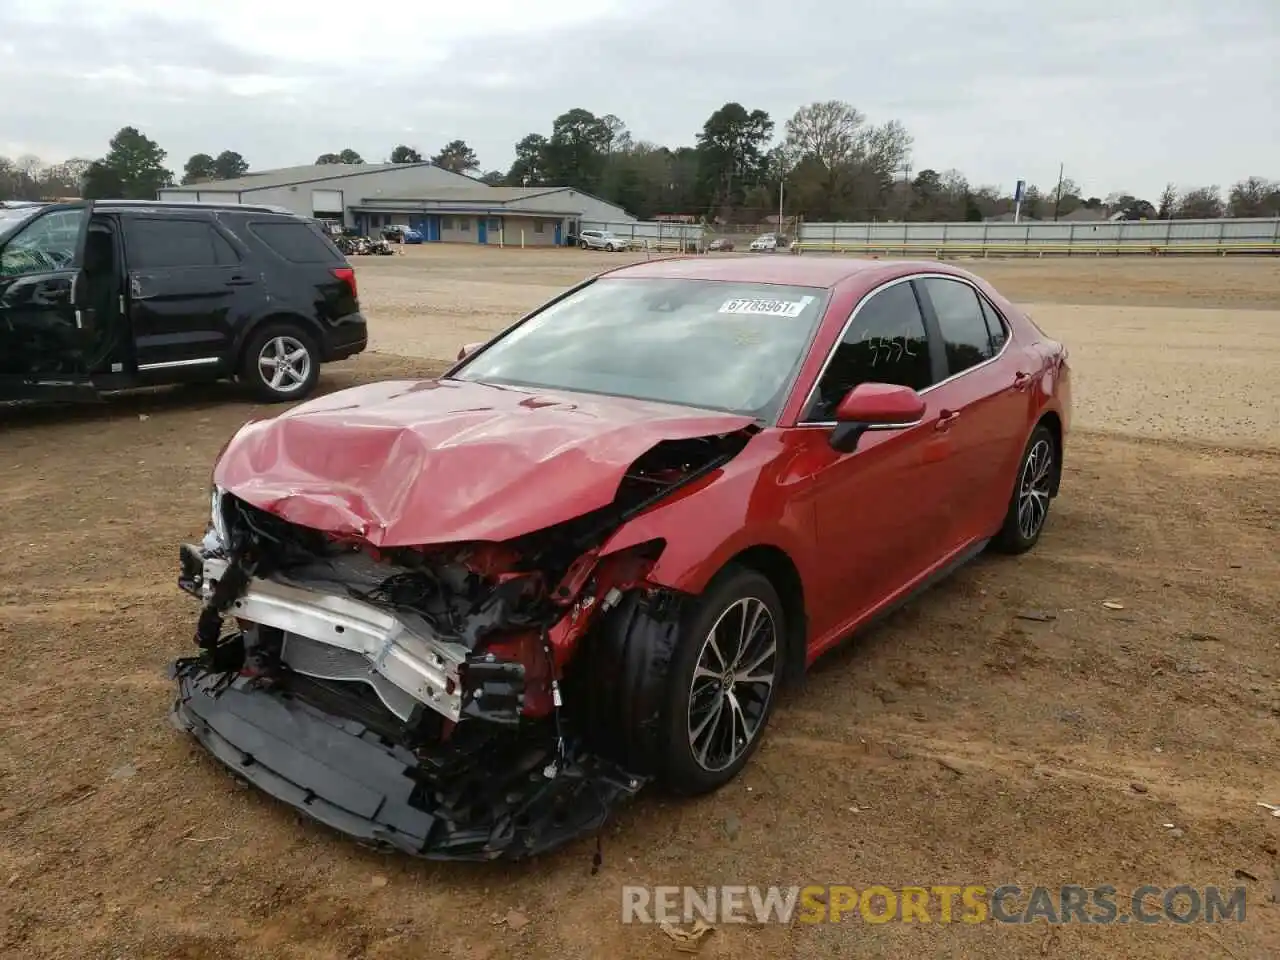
xmin=1234 ymin=869 xmax=1259 ymax=882
xmin=1102 ymin=600 xmax=1125 ymax=610
xmin=1256 ymin=802 xmax=1280 ymax=818
xmin=1016 ymin=610 xmax=1057 ymax=622
xmin=1130 ymin=783 xmax=1149 ymax=794
xmin=493 ymin=910 xmax=529 ymax=931
xmin=660 ymin=919 xmax=714 ymax=953
xmin=722 ymin=813 xmax=742 ymax=841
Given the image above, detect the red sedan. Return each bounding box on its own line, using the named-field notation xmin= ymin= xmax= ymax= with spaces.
xmin=172 ymin=255 xmax=1070 ymax=860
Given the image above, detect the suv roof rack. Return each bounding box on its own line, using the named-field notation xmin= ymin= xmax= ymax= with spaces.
xmin=104 ymin=199 xmax=296 ymax=215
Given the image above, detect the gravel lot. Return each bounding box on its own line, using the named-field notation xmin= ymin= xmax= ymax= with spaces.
xmin=1 ymin=249 xmax=1277 ymax=959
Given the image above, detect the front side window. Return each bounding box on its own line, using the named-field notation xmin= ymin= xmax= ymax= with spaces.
xmin=919 ymin=277 xmax=995 ymax=376
xmin=453 ymin=277 xmax=828 ymax=420
xmin=803 ymin=281 xmax=933 ymax=421
xmin=0 ymin=209 xmax=85 ymax=278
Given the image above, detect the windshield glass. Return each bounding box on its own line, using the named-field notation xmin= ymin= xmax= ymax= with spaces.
xmin=451 ymin=277 xmax=828 ymax=420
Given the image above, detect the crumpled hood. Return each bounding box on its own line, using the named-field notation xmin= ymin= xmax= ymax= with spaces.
xmin=213 ymin=378 xmax=755 ymax=546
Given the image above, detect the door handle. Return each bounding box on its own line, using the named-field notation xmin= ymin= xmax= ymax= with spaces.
xmin=1013 ymin=371 xmax=1033 ymax=391
xmin=226 ymin=277 xmax=255 ymax=286
xmin=935 ymin=410 xmax=960 ymax=431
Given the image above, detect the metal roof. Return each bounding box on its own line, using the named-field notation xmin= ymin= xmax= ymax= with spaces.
xmin=161 ymin=162 xmax=446 ymax=193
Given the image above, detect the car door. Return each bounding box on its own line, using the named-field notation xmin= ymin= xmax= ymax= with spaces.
xmin=120 ymin=215 xmax=247 ymax=373
xmin=796 ymin=278 xmax=955 ymax=633
xmin=0 ymin=202 xmax=100 ymax=401
xmin=914 ymin=276 xmax=1031 ymax=546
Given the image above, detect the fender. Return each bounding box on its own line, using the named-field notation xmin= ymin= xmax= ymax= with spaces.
xmin=599 ymin=430 xmax=820 ymax=596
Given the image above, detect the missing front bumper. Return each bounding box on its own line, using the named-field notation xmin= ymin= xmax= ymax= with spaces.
xmin=171 ymin=661 xmax=646 ymax=860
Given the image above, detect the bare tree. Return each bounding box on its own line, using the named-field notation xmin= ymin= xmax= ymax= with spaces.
xmin=1156 ymin=183 xmax=1178 ymax=219
xmin=1226 ymin=177 xmax=1280 ymax=218
xmin=783 ymin=100 xmax=866 ymax=169
xmin=1173 ymin=186 xmax=1224 ymax=219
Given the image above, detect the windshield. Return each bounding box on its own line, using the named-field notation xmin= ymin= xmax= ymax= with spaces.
xmin=451 ymin=277 xmax=829 ymax=420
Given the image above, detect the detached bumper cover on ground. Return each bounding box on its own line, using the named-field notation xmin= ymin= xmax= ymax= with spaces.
xmin=171 ymin=661 xmax=645 ymax=861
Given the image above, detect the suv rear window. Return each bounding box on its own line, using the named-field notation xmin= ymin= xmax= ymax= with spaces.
xmin=249 ymin=220 xmax=342 ymax=263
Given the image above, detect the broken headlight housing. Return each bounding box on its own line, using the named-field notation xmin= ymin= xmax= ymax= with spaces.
xmin=207 ymin=485 xmax=229 ymax=551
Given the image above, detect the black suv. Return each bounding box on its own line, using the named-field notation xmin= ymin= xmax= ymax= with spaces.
xmin=0 ymin=200 xmax=367 ymax=403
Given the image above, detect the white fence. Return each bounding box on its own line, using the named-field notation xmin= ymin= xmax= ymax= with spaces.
xmin=794 ymin=218 xmax=1280 ymax=256
xmin=580 ymin=220 xmax=707 ymax=252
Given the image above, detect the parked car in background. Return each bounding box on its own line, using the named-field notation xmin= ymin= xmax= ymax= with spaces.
xmin=578 ymin=229 xmax=629 ymax=252
xmin=749 ymin=233 xmax=788 ymax=252
xmin=707 ymin=238 xmax=735 ymax=251
xmin=381 ymin=225 xmax=424 ymax=244
xmin=0 ymin=200 xmax=366 ymax=404
xmin=171 ymin=255 xmax=1069 ymax=862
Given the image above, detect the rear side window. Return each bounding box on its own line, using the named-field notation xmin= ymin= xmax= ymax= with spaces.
xmin=249 ymin=219 xmax=341 ymax=263
xmin=803 ymin=281 xmax=934 ymax=421
xmin=123 ymin=218 xmax=238 ymax=268
xmin=919 ymin=277 xmax=995 ymax=376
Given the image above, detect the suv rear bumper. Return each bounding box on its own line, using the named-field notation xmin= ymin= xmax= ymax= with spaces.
xmin=323 ymin=313 xmax=368 ymax=361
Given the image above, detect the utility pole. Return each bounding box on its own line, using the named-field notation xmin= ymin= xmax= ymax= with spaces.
xmin=1052 ymin=162 xmax=1065 ymax=221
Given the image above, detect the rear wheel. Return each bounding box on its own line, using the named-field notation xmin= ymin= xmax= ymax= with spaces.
xmin=240 ymin=322 xmax=320 ymax=403
xmin=993 ymin=424 xmax=1056 ymax=553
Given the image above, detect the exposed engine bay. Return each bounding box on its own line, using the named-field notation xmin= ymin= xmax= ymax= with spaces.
xmin=171 ymin=427 xmax=756 ymax=861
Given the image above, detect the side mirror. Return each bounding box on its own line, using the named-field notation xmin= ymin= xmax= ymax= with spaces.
xmin=456 ymin=341 xmax=484 ymax=361
xmin=829 ymin=383 xmax=926 ymax=454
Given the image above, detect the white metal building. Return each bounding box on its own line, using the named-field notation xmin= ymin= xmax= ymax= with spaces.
xmin=158 ymin=163 xmax=634 ymax=245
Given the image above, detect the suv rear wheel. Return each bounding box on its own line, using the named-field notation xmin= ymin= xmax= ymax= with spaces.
xmin=241 ymin=322 xmax=320 ymax=403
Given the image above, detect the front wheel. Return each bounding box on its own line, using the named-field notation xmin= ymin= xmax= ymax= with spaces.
xmin=993 ymin=424 xmax=1056 ymax=553
xmin=579 ymin=240 xmax=589 ymax=250
xmin=240 ymin=323 xmax=320 ymax=403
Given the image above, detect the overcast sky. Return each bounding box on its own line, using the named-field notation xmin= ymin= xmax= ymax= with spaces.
xmin=2 ymin=0 xmax=1276 ymax=200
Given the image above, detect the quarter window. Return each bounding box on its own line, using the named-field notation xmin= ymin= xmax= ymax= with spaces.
xmin=0 ymin=209 xmax=86 ymax=278
xmin=980 ymin=296 xmax=1008 ymax=352
xmin=803 ymin=281 xmax=933 ymax=421
xmin=920 ymin=277 xmax=995 ymax=376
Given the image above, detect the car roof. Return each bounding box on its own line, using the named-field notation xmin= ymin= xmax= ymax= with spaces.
xmin=602 ymin=255 xmax=974 ymax=289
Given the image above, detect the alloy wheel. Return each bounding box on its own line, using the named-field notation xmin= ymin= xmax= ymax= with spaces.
xmin=257 ymin=335 xmax=312 ymax=394
xmin=687 ymin=597 xmax=779 ymax=772
xmin=1017 ymin=438 xmax=1053 ymax=540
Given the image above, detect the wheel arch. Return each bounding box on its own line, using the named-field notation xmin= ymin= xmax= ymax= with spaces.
xmin=1036 ymin=410 xmax=1064 ymax=496
xmin=235 ymin=311 xmax=325 ymax=367
xmin=715 ymin=545 xmax=808 ymax=685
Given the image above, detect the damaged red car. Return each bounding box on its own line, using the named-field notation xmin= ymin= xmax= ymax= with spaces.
xmin=171 ymin=255 xmax=1070 ymax=860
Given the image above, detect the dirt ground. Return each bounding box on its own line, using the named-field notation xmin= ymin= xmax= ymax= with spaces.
xmin=1 ymin=250 xmax=1278 ymax=959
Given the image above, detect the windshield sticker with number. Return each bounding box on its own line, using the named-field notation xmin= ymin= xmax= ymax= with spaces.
xmin=718 ymin=295 xmax=815 ymax=318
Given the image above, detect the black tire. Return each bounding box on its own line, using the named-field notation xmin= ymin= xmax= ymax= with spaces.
xmin=574 ymin=566 xmax=785 ymax=795
xmin=992 ymin=424 xmax=1057 ymax=554
xmin=579 ymin=240 xmax=589 ymax=250
xmin=239 ymin=321 xmax=321 ymax=403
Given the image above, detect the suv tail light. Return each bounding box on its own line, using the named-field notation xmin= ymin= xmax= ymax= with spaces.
xmin=331 ymin=266 xmax=357 ymax=300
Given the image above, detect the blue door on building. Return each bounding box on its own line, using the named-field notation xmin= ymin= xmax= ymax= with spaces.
xmin=477 ymin=218 xmax=488 ymax=245
xmin=554 ymin=222 xmax=563 ymax=246
xmin=413 ymin=217 xmax=441 ymax=242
